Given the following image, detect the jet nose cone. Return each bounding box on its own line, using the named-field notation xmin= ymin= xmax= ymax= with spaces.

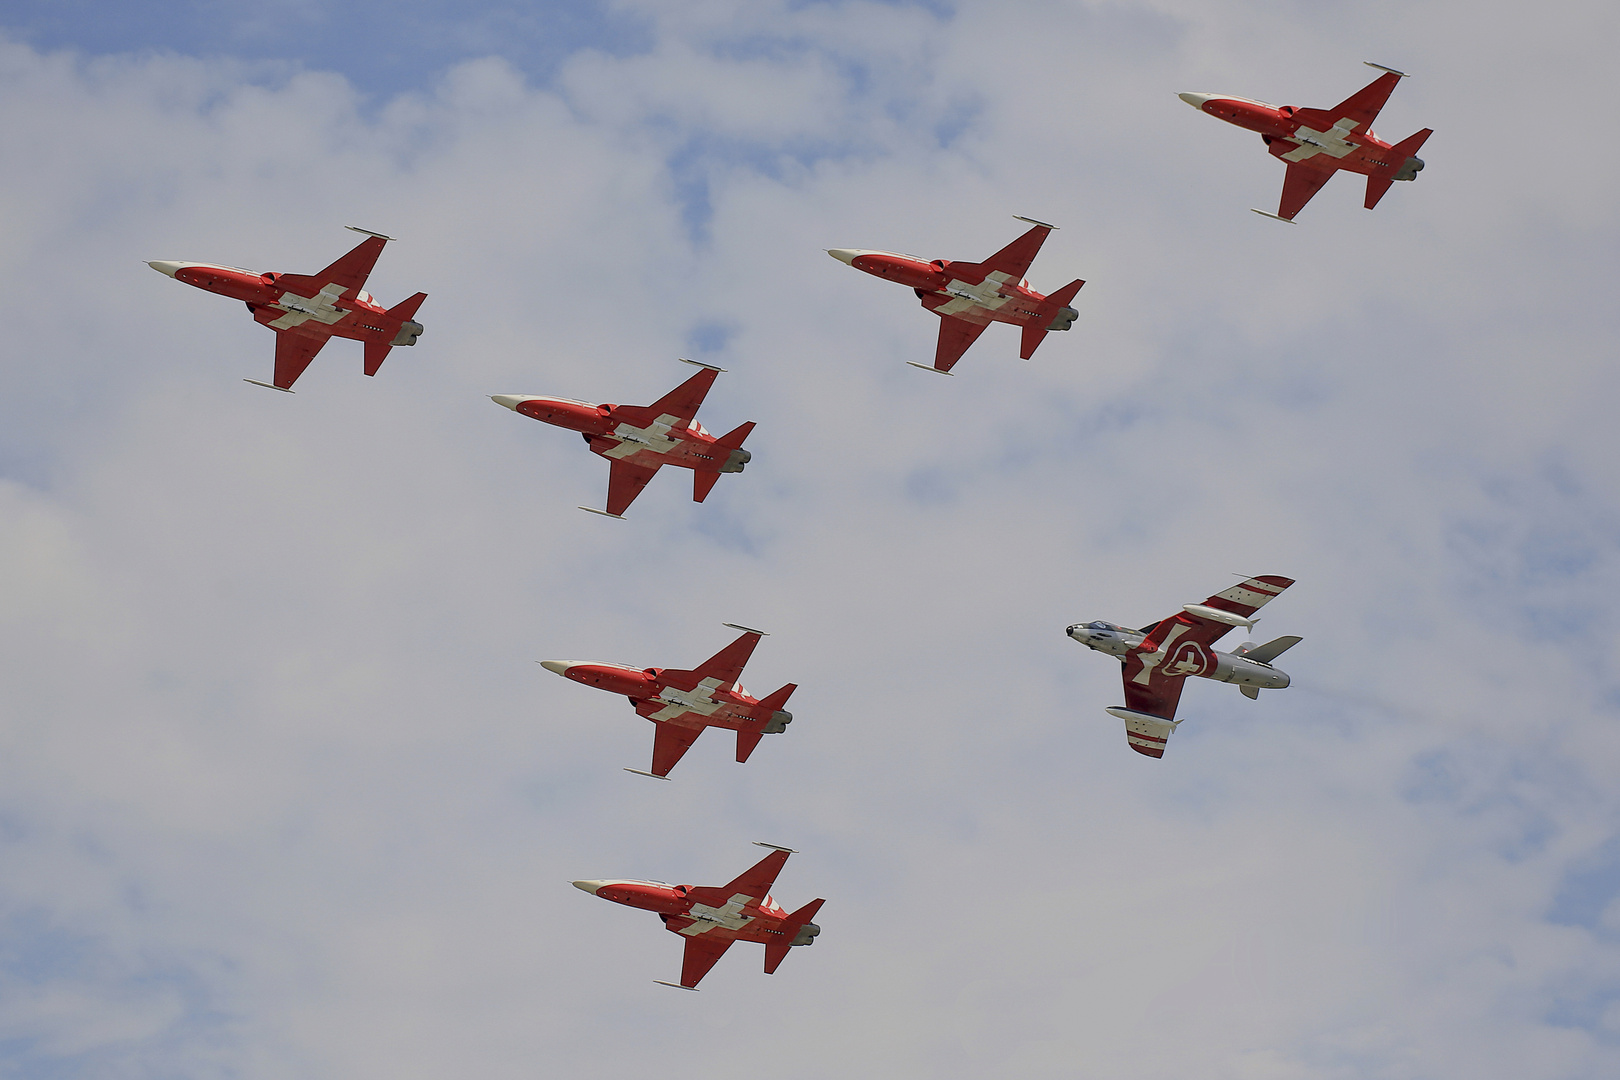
xmin=490 ymin=395 xmax=528 ymax=411
xmin=572 ymin=880 xmax=608 ymax=895
xmin=1178 ymin=92 xmax=1216 ymax=110
xmin=540 ymin=660 xmax=573 ymax=676
xmin=826 ymin=248 xmax=861 ymax=266
xmin=147 ymin=260 xmax=184 ymax=277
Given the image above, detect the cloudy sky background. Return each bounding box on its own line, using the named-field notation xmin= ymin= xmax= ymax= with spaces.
xmin=1 ymin=1 xmax=1617 ymax=1077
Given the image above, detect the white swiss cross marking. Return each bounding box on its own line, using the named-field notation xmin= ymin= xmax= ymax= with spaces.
xmin=678 ymin=894 xmax=755 ymax=936
xmin=1132 ymin=623 xmax=1191 ymax=686
xmin=266 ymin=283 xmax=350 ymax=330
xmin=649 ymin=676 xmax=727 ymax=720
xmin=603 ymin=413 xmax=684 ymax=459
xmin=1281 ymin=119 xmax=1360 ymax=162
xmin=934 ymin=271 xmax=1016 ymax=317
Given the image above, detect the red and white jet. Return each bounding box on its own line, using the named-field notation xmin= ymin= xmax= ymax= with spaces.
xmin=573 ymin=842 xmax=824 ymax=990
xmin=827 ymin=216 xmax=1085 ymax=374
xmin=148 ymin=227 xmax=426 ymax=391
xmin=541 ymin=624 xmax=794 ymax=778
xmin=1180 ymin=63 xmax=1432 ymax=222
xmin=492 ymin=360 xmax=754 ymax=518
xmin=1067 ymin=576 xmax=1301 ymax=758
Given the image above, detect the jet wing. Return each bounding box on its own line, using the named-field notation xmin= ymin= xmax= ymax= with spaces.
xmin=689 ymin=629 xmax=762 ymax=689
xmin=650 ymin=721 xmax=703 ymax=777
xmin=679 ymin=934 xmax=736 ymax=988
xmin=605 ymin=459 xmax=661 ymax=516
xmin=934 ymin=315 xmax=990 ymax=373
xmin=1277 ymin=162 xmax=1335 ymax=221
xmin=614 ymin=366 xmax=720 ymax=431
xmin=272 ymin=327 xmax=333 ymax=389
xmin=313 ymin=234 xmax=387 ymax=295
xmin=1121 ymin=669 xmax=1186 ymax=720
xmin=1318 ymin=69 xmax=1403 ymax=132
xmin=1138 ymin=575 xmax=1297 ymax=650
xmin=719 ymin=847 xmax=791 ymax=902
xmin=974 ymin=222 xmax=1052 ymax=283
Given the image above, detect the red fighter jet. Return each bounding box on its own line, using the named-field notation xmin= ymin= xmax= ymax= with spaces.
xmin=1066 ymin=576 xmax=1302 ymax=758
xmin=492 ymin=359 xmax=754 ymax=518
xmin=827 ymin=216 xmax=1085 ymax=374
xmin=1180 ymin=62 xmax=1432 ymax=222
xmin=148 ymin=227 xmax=426 ymax=391
xmin=573 ymin=842 xmax=824 ymax=990
xmin=541 ymin=623 xmax=794 ymax=778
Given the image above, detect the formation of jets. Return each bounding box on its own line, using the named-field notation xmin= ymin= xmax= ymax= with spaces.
xmin=142 ymin=62 xmax=1427 ymax=989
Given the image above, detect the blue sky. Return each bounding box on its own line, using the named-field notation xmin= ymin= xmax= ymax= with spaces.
xmin=2 ymin=1 xmax=1620 ymax=1078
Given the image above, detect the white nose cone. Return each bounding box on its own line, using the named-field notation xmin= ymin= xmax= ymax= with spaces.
xmin=572 ymin=880 xmax=608 ymax=894
xmin=826 ymin=249 xmax=863 ymax=265
xmin=491 ymin=395 xmax=532 ymax=411
xmin=147 ymin=260 xmax=185 ymax=277
xmin=539 ymin=660 xmax=573 ymax=676
xmin=1178 ymin=92 xmax=1217 ymax=109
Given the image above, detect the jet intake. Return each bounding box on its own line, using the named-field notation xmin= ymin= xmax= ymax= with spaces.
xmin=391 ymin=320 xmax=424 ymax=347
xmin=1394 ymin=156 xmax=1424 ymax=181
xmin=763 ymin=710 xmax=792 ymax=734
xmin=721 ymin=447 xmax=752 ymax=473
xmin=790 ymin=922 xmax=821 ymax=946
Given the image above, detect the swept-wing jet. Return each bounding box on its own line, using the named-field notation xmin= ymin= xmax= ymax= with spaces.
xmin=827 ymin=216 xmax=1085 ymax=374
xmin=574 ymin=842 xmax=824 ymax=990
xmin=541 ymin=623 xmax=794 ymax=778
xmin=493 ymin=360 xmax=754 ymax=518
xmin=148 ymin=227 xmax=426 ymax=391
xmin=1066 ymin=575 xmax=1301 ymax=758
xmin=1180 ymin=63 xmax=1432 ymax=221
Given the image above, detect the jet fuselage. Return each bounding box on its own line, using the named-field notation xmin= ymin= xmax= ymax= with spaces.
xmin=539 ymin=660 xmax=791 ymax=734
xmin=572 ymin=879 xmax=819 ymax=947
xmin=148 ymin=261 xmax=421 ymax=346
xmin=1066 ymin=621 xmax=1291 ymax=692
xmin=827 ymin=249 xmax=1074 ymax=331
xmin=1178 ymin=94 xmax=1421 ymax=181
xmin=491 ymin=395 xmax=751 ymax=474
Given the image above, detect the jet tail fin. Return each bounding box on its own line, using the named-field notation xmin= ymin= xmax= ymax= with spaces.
xmin=1241 ymin=635 xmax=1302 ymax=665
xmin=364 ymin=292 xmax=429 ymax=376
xmin=714 ymin=421 xmax=755 ymax=450
xmin=764 ymin=898 xmax=826 ymax=974
xmin=1020 ymin=278 xmax=1085 ymax=360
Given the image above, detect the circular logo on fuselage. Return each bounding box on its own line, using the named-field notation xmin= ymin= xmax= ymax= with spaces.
xmin=1164 ymin=641 xmax=1214 ymax=679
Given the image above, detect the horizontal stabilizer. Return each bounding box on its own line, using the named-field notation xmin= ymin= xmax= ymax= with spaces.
xmin=765 ymin=897 xmax=826 ymax=974
xmin=387 ymin=291 xmax=428 ymax=322
xmin=714 ymin=420 xmax=755 ymax=450
xmin=363 ymin=341 xmax=391 ymax=377
xmin=693 ymin=470 xmax=723 ymax=503
xmin=756 ymin=683 xmax=796 ymax=712
xmin=1242 ymin=635 xmax=1302 ymax=665
xmin=736 ymin=729 xmax=765 ymax=763
xmin=1364 ymin=175 xmax=1395 ymax=210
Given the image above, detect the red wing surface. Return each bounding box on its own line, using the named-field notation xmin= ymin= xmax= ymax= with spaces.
xmin=935 ymin=316 xmax=990 ymax=372
xmin=691 ymin=630 xmax=762 ymax=688
xmin=651 ymin=722 xmax=703 ymax=777
xmin=311 ymin=235 xmax=386 ymax=294
xmin=1121 ymin=669 xmax=1187 ymax=720
xmin=1324 ymin=70 xmax=1402 ymax=131
xmin=976 ymin=222 xmax=1052 ymax=282
xmin=606 ymin=459 xmax=661 ymax=516
xmin=720 ymin=848 xmax=790 ymax=902
xmin=273 ymin=328 xmax=332 ymax=389
xmin=642 ymin=366 xmax=719 ymax=424
xmin=1278 ymin=163 xmax=1335 ymax=221
xmin=680 ymin=934 xmax=735 ymax=988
